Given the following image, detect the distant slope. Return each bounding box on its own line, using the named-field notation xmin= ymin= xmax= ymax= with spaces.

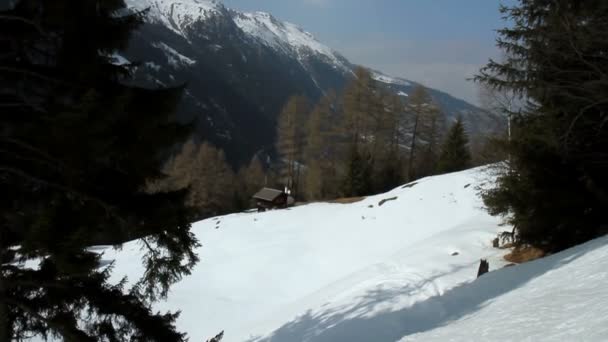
xmin=124 ymin=0 xmax=505 ymax=165
xmin=91 ymin=166 xmax=510 ymax=341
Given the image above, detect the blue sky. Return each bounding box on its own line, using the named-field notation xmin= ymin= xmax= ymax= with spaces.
xmin=221 ymin=0 xmax=512 ymax=106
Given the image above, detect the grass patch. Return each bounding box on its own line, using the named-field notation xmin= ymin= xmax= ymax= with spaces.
xmin=504 ymin=246 xmax=545 ymax=264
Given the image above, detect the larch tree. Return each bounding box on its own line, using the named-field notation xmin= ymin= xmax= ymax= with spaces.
xmin=237 ymin=155 xmax=267 ymax=206
xmin=404 ymin=86 xmax=443 ymax=180
xmin=340 ymin=68 xmax=382 ymax=196
xmin=1 ymin=0 xmax=199 ymax=340
xmin=302 ymin=90 xmax=341 ymax=200
xmin=276 ymin=95 xmax=309 ymax=198
xmin=188 ymin=143 xmax=235 ymax=218
xmin=374 ymin=93 xmax=406 ymax=192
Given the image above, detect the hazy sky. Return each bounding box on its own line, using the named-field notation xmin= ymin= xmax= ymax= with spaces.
xmin=221 ymin=0 xmax=513 ymax=106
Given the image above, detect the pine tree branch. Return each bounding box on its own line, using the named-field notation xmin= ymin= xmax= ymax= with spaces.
xmin=0 ymin=167 xmax=124 ymax=224
xmin=0 ymin=15 xmax=43 ymax=34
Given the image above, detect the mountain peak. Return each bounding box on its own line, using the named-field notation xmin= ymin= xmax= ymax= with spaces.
xmin=233 ymin=10 xmax=347 ymax=69
xmin=126 ymin=0 xmax=224 ymax=36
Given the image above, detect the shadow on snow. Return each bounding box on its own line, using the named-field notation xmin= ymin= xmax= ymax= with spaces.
xmin=248 ymin=237 xmax=607 ymax=342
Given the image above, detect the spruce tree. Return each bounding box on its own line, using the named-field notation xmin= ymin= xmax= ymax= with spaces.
xmin=476 ymin=0 xmax=608 ymax=251
xmin=1 ymin=1 xmax=198 ymax=340
xmin=437 ymin=119 xmax=472 ymax=174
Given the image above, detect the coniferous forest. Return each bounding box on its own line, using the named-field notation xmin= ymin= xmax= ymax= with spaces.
xmin=1 ymin=1 xmax=198 ymax=340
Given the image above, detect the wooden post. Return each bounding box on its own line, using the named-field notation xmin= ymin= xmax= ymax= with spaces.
xmin=477 ymin=259 xmax=489 ymax=278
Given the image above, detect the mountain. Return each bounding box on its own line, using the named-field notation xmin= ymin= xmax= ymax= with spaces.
xmin=123 ymin=0 xmax=505 ymax=165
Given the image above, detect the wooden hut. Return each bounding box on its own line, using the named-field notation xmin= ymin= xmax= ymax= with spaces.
xmin=252 ymin=188 xmax=288 ymax=211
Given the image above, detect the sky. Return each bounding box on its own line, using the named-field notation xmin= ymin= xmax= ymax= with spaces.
xmin=221 ymin=0 xmax=512 ymax=106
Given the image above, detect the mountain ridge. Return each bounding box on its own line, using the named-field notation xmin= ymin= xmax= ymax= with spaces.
xmin=123 ymin=0 xmax=505 ymax=165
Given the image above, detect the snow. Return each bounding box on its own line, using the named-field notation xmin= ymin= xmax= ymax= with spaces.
xmin=28 ymin=165 xmax=608 ymax=341
xmin=144 ymin=61 xmax=162 ymax=71
xmin=399 ymin=235 xmax=608 ymax=341
xmin=90 ymin=167 xmax=511 ymax=341
xmin=372 ymin=71 xmax=412 ymax=86
xmin=126 ymin=0 xmax=222 ymax=37
xmin=398 ymin=91 xmax=409 ymax=97
xmin=233 ymin=11 xmax=347 ymax=70
xmin=152 ymin=41 xmax=196 ymax=67
xmin=125 ymin=0 xmax=347 ymax=70
xmin=109 ymin=53 xmax=130 ymax=66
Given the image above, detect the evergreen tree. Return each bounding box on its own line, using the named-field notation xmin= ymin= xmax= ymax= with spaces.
xmin=476 ymin=0 xmax=608 ymax=251
xmin=342 ymin=146 xmax=372 ymax=197
xmin=437 ymin=119 xmax=472 ymax=173
xmin=1 ymin=1 xmax=198 ymax=340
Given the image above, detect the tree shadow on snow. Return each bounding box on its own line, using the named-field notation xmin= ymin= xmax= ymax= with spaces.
xmin=248 ymin=237 xmax=608 ymax=342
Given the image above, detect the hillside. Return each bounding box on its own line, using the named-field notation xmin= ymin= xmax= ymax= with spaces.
xmin=122 ymin=0 xmax=505 ymax=165
xmin=24 ymin=166 xmax=608 ymax=341
xmin=400 ymin=235 xmax=608 ymax=341
xmin=89 ymin=166 xmax=511 ymax=341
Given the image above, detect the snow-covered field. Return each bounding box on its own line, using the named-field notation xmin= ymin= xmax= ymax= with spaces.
xmin=98 ymin=166 xmax=508 ymax=341
xmin=41 ymin=166 xmax=608 ymax=341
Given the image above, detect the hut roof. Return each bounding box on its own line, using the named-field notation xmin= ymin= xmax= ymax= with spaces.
xmin=253 ymin=188 xmax=284 ymax=202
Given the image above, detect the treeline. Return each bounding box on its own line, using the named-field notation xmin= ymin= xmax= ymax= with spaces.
xmin=157 ymin=67 xmax=507 ymax=218
xmin=148 ymin=141 xmax=269 ymax=217
xmin=275 ymin=67 xmax=495 ymax=203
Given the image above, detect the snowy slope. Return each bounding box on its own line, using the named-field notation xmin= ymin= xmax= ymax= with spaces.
xmin=27 ymin=166 xmax=608 ymax=341
xmin=92 ymin=167 xmax=512 ymax=341
xmin=400 ymin=235 xmax=608 ymax=341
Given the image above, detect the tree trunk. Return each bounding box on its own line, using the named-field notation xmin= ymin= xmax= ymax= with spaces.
xmin=477 ymin=259 xmax=489 ymax=278
xmin=408 ymin=114 xmax=419 ymax=181
xmin=0 ymin=270 xmax=11 ymax=341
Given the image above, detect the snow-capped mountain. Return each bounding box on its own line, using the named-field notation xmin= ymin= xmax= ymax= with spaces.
xmin=232 ymin=11 xmax=350 ymax=71
xmin=128 ymin=0 xmax=224 ymax=37
xmin=123 ymin=0 xmax=504 ymax=165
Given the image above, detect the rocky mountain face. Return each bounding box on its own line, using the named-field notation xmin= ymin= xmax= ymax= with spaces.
xmin=123 ymin=0 xmax=504 ymax=165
